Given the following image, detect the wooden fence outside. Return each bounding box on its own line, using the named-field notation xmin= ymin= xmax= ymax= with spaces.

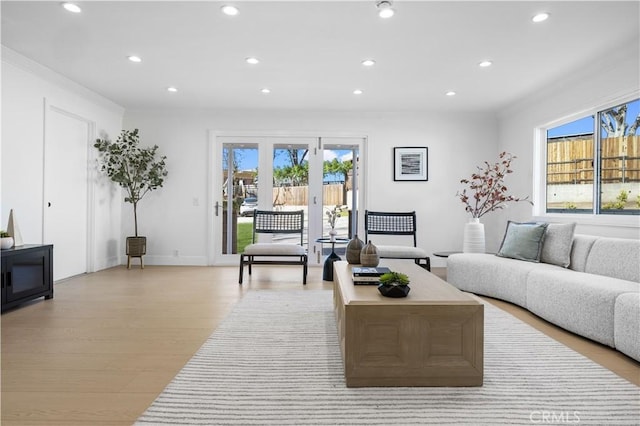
xmin=547 ymin=136 xmax=640 ymax=184
xmin=272 ymin=184 xmax=345 ymax=207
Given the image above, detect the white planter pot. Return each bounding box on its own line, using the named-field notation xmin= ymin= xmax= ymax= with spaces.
xmin=463 ymin=218 xmax=485 ymax=253
xmin=1 ymin=237 xmax=15 ymax=250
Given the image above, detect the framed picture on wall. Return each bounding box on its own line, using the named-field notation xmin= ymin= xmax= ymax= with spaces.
xmin=393 ymin=147 xmax=428 ymax=181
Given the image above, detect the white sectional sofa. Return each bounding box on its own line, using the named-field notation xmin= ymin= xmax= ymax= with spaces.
xmin=447 ymin=233 xmax=640 ymax=362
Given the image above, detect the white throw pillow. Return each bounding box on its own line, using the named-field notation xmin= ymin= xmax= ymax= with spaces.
xmin=540 ymin=222 xmax=576 ymax=268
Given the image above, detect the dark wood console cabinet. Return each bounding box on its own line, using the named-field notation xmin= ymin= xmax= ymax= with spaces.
xmin=1 ymin=244 xmax=53 ymax=313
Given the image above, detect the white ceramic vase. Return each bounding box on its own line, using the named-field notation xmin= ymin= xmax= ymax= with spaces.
xmin=1 ymin=237 xmax=14 ymax=250
xmin=328 ymin=228 xmax=337 ymax=242
xmin=463 ymin=218 xmax=485 ymax=253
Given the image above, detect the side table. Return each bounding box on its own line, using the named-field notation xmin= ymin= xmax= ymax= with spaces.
xmin=316 ymin=237 xmax=350 ymax=281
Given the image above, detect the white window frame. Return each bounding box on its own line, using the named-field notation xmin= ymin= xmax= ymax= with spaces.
xmin=533 ymin=93 xmax=640 ymax=229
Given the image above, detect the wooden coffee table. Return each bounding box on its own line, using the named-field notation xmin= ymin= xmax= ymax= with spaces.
xmin=333 ymin=259 xmax=483 ymax=387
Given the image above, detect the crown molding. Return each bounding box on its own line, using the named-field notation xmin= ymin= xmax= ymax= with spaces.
xmin=2 ymin=45 xmax=125 ymax=116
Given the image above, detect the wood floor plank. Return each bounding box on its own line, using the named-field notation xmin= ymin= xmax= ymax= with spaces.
xmin=1 ymin=264 xmax=638 ymax=426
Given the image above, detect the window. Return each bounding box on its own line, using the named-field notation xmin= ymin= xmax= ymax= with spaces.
xmin=545 ymin=98 xmax=640 ymax=215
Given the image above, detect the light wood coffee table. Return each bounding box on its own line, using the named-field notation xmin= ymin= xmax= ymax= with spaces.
xmin=333 ymin=259 xmax=483 ymax=387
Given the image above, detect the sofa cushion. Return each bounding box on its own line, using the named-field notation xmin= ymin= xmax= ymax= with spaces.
xmin=568 ymin=234 xmax=598 ymax=272
xmin=376 ymin=245 xmax=428 ymax=258
xmin=526 ymin=268 xmax=639 ymax=347
xmin=243 ymin=243 xmax=306 ymax=255
xmin=585 ymin=237 xmax=640 ymax=283
xmin=497 ymin=221 xmax=548 ymax=262
xmin=447 ymin=253 xmax=559 ymax=307
xmin=540 ymin=222 xmax=576 ymax=268
xmin=614 ymin=293 xmax=640 ymax=362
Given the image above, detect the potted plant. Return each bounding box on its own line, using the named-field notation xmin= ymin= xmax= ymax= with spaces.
xmin=0 ymin=230 xmax=14 ymax=250
xmin=378 ymin=271 xmax=411 ymax=298
xmin=456 ymin=151 xmax=531 ymax=252
xmin=94 ymin=129 xmax=168 ymax=267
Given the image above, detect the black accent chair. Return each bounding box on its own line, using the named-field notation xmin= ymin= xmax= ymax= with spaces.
xmin=364 ymin=210 xmax=431 ymax=271
xmin=239 ymin=210 xmax=308 ymax=284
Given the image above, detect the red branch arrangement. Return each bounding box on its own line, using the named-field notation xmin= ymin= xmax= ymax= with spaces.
xmin=457 ymin=152 xmax=531 ymax=219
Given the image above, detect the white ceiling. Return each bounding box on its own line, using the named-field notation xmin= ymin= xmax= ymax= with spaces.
xmin=2 ymin=1 xmax=639 ymax=112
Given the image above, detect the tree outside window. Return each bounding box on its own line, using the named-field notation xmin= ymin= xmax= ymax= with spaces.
xmin=545 ymin=98 xmax=640 ymax=215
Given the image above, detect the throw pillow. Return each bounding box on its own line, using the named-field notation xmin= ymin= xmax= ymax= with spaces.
xmin=540 ymin=222 xmax=576 ymax=268
xmin=497 ymin=221 xmax=549 ymax=262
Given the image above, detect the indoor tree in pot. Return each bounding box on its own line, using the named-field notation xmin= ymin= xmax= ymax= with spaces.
xmin=456 ymin=151 xmax=531 ymax=253
xmin=94 ymin=129 xmax=168 ymax=268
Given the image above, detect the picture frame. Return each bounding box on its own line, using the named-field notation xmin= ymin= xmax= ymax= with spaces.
xmin=393 ymin=147 xmax=428 ymax=181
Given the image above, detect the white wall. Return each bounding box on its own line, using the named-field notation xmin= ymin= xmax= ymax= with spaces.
xmin=497 ymin=37 xmax=640 ymax=242
xmin=123 ymin=109 xmax=498 ymax=267
xmin=6 ymin=31 xmax=638 ymax=274
xmin=1 ymin=48 xmax=125 ymax=273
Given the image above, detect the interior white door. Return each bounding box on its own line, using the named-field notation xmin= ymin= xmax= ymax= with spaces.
xmin=43 ymin=106 xmax=90 ymax=281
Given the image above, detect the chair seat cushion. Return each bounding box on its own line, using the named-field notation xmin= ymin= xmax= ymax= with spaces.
xmin=376 ymin=245 xmax=428 ymax=258
xmin=243 ymin=243 xmax=306 ymax=256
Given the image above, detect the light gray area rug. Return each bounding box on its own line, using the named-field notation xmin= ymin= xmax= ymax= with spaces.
xmin=136 ymin=290 xmax=639 ymax=425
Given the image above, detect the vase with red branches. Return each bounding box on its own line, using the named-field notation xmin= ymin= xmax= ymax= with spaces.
xmin=456 ymin=152 xmax=531 ymax=252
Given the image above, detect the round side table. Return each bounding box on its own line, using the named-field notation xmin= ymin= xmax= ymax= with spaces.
xmin=316 ymin=237 xmax=350 ymax=281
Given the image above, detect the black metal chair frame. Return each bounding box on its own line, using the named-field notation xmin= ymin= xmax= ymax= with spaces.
xmin=364 ymin=210 xmax=431 ymax=271
xmin=239 ymin=209 xmax=308 ymax=284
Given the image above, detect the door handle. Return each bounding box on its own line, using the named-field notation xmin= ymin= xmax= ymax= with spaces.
xmin=215 ymin=201 xmax=220 ymax=217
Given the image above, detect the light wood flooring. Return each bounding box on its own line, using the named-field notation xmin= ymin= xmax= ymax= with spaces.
xmin=2 ymin=265 xmax=638 ymax=425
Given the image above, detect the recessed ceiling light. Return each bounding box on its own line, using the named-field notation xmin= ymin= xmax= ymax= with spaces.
xmin=362 ymin=59 xmax=376 ymax=67
xmin=532 ymin=12 xmax=550 ymax=23
xmin=127 ymin=55 xmax=142 ymax=63
xmin=353 ymin=89 xmax=363 ymax=95
xmin=221 ymin=5 xmax=239 ymax=16
xmin=62 ymin=2 xmax=81 ymax=13
xmin=478 ymin=60 xmax=493 ymax=68
xmin=246 ymin=57 xmax=259 ymax=65
xmin=261 ymin=88 xmax=271 ymax=94
xmin=377 ymin=1 xmax=395 ymax=18
xmin=167 ymin=87 xmax=178 ymax=92
xmin=446 ymin=91 xmax=456 ymax=96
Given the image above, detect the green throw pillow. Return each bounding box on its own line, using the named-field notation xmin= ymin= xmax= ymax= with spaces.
xmin=497 ymin=221 xmax=549 ymax=262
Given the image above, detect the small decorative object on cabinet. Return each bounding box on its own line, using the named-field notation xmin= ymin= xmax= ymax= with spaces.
xmin=360 ymin=240 xmax=379 ymax=267
xmin=1 ymin=244 xmax=53 ymax=312
xmin=346 ymin=234 xmax=364 ymax=264
xmin=1 ymin=231 xmax=14 ymax=250
xmin=6 ymin=209 xmax=24 ymax=247
xmin=377 ymin=271 xmax=411 ymax=298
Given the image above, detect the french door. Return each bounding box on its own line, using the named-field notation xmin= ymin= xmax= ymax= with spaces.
xmin=211 ymin=135 xmax=364 ymax=266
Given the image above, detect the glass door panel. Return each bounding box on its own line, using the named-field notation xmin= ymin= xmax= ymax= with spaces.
xmin=319 ymin=139 xmax=362 ymax=259
xmin=272 ymin=144 xmax=310 ymax=247
xmin=221 ymin=144 xmax=258 ymax=255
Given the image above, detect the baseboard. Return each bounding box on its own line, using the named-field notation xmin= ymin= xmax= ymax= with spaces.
xmin=137 ymin=255 xmax=209 ymax=266
xmin=93 ymin=256 xmax=121 ymax=272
